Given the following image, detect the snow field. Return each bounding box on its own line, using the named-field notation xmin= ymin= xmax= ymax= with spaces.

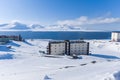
xmin=0 ymin=39 xmax=120 ymax=80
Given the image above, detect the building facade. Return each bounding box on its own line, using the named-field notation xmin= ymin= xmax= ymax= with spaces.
xmin=47 ymin=41 xmax=66 ymax=55
xmin=0 ymin=35 xmax=22 ymax=44
xmin=47 ymin=40 xmax=89 ymax=55
xmin=111 ymin=32 xmax=120 ymax=42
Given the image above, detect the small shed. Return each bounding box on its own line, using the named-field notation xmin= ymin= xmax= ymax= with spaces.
xmin=111 ymin=32 xmax=120 ymax=42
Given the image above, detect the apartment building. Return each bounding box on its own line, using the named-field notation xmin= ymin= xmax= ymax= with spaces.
xmin=47 ymin=40 xmax=89 ymax=55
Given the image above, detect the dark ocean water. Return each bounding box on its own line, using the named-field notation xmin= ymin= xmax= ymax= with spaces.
xmin=0 ymin=31 xmax=111 ymax=40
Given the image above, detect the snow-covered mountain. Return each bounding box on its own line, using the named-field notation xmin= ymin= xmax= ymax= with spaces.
xmin=0 ymin=21 xmax=30 ymax=31
xmin=9 ymin=22 xmax=30 ymax=30
xmin=0 ymin=21 xmax=83 ymax=31
xmin=29 ymin=24 xmax=45 ymax=29
xmin=46 ymin=25 xmax=82 ymax=31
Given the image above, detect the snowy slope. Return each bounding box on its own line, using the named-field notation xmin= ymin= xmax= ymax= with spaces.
xmin=0 ymin=39 xmax=120 ymax=80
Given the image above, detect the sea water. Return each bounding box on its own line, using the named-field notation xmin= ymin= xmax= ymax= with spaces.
xmin=0 ymin=31 xmax=111 ymax=40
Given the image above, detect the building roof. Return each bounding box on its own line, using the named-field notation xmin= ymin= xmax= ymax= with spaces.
xmin=49 ymin=40 xmax=88 ymax=43
xmin=0 ymin=35 xmax=19 ymax=38
xmin=49 ymin=40 xmax=65 ymax=43
xmin=70 ymin=40 xmax=86 ymax=43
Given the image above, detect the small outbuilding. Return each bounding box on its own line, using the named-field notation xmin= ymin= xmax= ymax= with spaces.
xmin=111 ymin=32 xmax=120 ymax=42
xmin=0 ymin=35 xmax=23 ymax=44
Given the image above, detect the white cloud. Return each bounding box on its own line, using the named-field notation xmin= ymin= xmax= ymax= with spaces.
xmin=57 ymin=16 xmax=88 ymax=26
xmin=88 ymin=17 xmax=120 ymax=24
xmin=57 ymin=16 xmax=120 ymax=26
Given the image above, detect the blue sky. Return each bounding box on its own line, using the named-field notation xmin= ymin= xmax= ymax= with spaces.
xmin=0 ymin=0 xmax=120 ymax=26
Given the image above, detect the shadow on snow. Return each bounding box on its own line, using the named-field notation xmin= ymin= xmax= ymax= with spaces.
xmin=90 ymin=54 xmax=120 ymax=59
xmin=114 ymin=71 xmax=120 ymax=80
xmin=0 ymin=45 xmax=14 ymax=52
xmin=8 ymin=41 xmax=21 ymax=47
xmin=23 ymin=40 xmax=34 ymax=46
xmin=0 ymin=53 xmax=14 ymax=60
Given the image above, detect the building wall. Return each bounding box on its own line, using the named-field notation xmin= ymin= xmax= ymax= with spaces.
xmin=111 ymin=32 xmax=116 ymax=41
xmin=47 ymin=40 xmax=89 ymax=55
xmin=111 ymin=32 xmax=120 ymax=42
xmin=0 ymin=35 xmax=22 ymax=43
xmin=0 ymin=38 xmax=9 ymax=42
xmin=117 ymin=33 xmax=120 ymax=41
xmin=0 ymin=38 xmax=9 ymax=44
xmin=50 ymin=43 xmax=66 ymax=55
xmin=70 ymin=42 xmax=88 ymax=55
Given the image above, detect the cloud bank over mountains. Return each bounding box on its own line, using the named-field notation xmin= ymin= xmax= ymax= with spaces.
xmin=0 ymin=16 xmax=120 ymax=31
xmin=57 ymin=16 xmax=120 ymax=26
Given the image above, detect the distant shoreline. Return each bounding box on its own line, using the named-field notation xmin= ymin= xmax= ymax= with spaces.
xmin=0 ymin=30 xmax=113 ymax=32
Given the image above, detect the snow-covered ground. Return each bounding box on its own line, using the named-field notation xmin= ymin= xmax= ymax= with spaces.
xmin=0 ymin=39 xmax=120 ymax=80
